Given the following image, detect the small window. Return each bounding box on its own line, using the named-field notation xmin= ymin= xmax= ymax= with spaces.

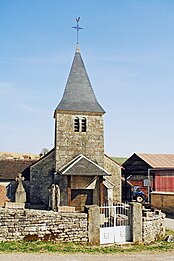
xmin=143 ymin=179 xmax=150 ymax=187
xmin=74 ymin=117 xmax=80 ymax=132
xmin=81 ymin=117 xmax=87 ymax=132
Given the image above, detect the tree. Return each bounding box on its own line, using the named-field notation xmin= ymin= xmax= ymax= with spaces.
xmin=39 ymin=148 xmax=49 ymax=157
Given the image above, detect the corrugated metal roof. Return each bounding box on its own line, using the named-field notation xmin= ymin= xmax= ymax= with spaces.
xmin=55 ymin=47 xmax=105 ymax=114
xmin=137 ymin=153 xmax=174 ymax=168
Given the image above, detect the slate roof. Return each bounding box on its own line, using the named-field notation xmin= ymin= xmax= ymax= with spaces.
xmin=59 ymin=154 xmax=111 ymax=176
xmin=136 ymin=153 xmax=174 ymax=168
xmin=0 ymin=160 xmax=36 ymax=180
xmin=55 ymin=46 xmax=105 ymax=113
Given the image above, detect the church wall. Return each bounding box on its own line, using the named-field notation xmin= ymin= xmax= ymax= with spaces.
xmin=70 ymin=175 xmax=100 ymax=206
xmin=104 ymin=155 xmax=122 ymax=203
xmin=55 ymin=112 xmax=104 ymax=171
xmin=54 ymin=174 xmax=68 ymax=206
xmin=71 ymin=176 xmax=96 ymax=189
xmin=30 ymin=150 xmax=55 ymax=209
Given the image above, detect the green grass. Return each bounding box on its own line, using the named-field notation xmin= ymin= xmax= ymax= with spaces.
xmin=0 ymin=235 xmax=173 ymax=254
xmin=0 ymin=229 xmax=173 ymax=254
xmin=111 ymin=157 xmax=127 ymax=165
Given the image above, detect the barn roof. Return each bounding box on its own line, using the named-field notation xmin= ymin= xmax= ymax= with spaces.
xmin=59 ymin=154 xmax=111 ymax=176
xmin=0 ymin=160 xmax=36 ymax=180
xmin=55 ymin=46 xmax=105 ymax=114
xmin=136 ymin=153 xmax=174 ymax=168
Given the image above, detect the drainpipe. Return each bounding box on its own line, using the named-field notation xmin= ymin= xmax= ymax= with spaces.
xmin=147 ymin=168 xmax=153 ymax=204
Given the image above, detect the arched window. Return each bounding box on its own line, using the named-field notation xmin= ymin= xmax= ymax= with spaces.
xmin=74 ymin=117 xmax=80 ymax=132
xmin=81 ymin=117 xmax=87 ymax=132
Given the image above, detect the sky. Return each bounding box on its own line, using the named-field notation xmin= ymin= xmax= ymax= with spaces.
xmin=0 ymin=0 xmax=174 ymax=157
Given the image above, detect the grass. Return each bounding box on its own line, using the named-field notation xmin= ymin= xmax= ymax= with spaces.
xmin=0 ymin=230 xmax=173 ymax=254
xmin=111 ymin=157 xmax=127 ymax=165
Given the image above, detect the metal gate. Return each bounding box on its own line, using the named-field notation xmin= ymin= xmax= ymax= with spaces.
xmin=100 ymin=204 xmax=132 ymax=244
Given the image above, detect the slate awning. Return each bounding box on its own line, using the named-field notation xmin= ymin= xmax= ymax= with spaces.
xmin=58 ymin=154 xmax=111 ymax=176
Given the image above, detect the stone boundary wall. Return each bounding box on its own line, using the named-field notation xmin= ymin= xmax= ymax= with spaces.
xmin=151 ymin=191 xmax=174 ymax=215
xmin=130 ymin=203 xmax=165 ymax=243
xmin=0 ymin=208 xmax=88 ymax=242
xmin=142 ymin=208 xmax=165 ymax=243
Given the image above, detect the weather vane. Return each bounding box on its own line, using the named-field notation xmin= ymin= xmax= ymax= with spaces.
xmin=72 ymin=17 xmax=83 ymax=45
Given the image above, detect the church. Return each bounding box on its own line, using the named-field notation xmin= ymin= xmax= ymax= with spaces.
xmin=28 ymin=44 xmax=122 ymax=211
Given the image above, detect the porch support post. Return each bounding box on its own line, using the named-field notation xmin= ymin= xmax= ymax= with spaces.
xmin=99 ymin=177 xmax=104 ymax=207
xmin=124 ymin=172 xmax=128 ymax=201
xmin=67 ymin=176 xmax=71 ymax=206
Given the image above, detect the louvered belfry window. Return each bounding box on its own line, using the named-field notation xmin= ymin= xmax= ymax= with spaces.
xmin=74 ymin=117 xmax=80 ymax=132
xmin=74 ymin=117 xmax=87 ymax=132
xmin=81 ymin=117 xmax=87 ymax=132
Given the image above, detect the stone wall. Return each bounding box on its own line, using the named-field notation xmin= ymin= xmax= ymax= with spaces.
xmin=0 ymin=185 xmax=9 ymax=207
xmin=151 ymin=191 xmax=174 ymax=215
xmin=142 ymin=208 xmax=165 ymax=242
xmin=30 ymin=150 xmax=55 ymax=209
xmin=130 ymin=203 xmax=165 ymax=243
xmin=0 ymin=208 xmax=88 ymax=242
xmin=104 ymin=155 xmax=122 ymax=203
xmin=0 ymin=205 xmax=166 ymax=244
xmin=55 ymin=112 xmax=104 ymax=170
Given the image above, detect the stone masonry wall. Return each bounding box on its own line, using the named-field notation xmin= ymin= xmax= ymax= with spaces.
xmin=130 ymin=203 xmax=165 ymax=243
xmin=0 ymin=208 xmax=88 ymax=242
xmin=104 ymin=155 xmax=122 ymax=203
xmin=30 ymin=150 xmax=55 ymax=209
xmin=55 ymin=112 xmax=104 ymax=170
xmin=142 ymin=208 xmax=165 ymax=243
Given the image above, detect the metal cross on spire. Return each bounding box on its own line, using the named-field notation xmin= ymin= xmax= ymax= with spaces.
xmin=72 ymin=17 xmax=83 ymax=45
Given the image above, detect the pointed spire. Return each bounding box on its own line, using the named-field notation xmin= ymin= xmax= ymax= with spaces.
xmin=55 ymin=48 xmax=105 ymax=114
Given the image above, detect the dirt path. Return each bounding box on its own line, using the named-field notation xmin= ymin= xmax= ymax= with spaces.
xmin=0 ymin=252 xmax=174 ymax=261
xmin=165 ymin=215 xmax=174 ymax=231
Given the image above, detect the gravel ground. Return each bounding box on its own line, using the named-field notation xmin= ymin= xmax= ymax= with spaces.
xmin=0 ymin=252 xmax=174 ymax=261
xmin=165 ymin=215 xmax=174 ymax=231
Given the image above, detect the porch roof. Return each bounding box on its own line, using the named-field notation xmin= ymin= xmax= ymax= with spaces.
xmin=58 ymin=154 xmax=111 ymax=176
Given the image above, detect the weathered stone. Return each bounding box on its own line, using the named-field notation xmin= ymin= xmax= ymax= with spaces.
xmin=15 ymin=173 xmax=26 ymax=203
xmin=142 ymin=209 xmax=165 ymax=242
xmin=30 ymin=150 xmax=55 ymax=209
xmin=104 ymin=155 xmax=122 ymax=203
xmin=55 ymin=113 xmax=104 ymax=171
xmin=5 ymin=202 xmax=25 ymax=209
xmin=165 ymin=235 xmax=174 ymax=242
xmin=85 ymin=205 xmax=100 ymax=245
xmin=0 ymin=208 xmax=88 ymax=243
xmin=130 ymin=202 xmax=142 ymax=243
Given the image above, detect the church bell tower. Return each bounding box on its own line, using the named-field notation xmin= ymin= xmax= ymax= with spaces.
xmin=54 ymin=45 xmax=105 ymax=171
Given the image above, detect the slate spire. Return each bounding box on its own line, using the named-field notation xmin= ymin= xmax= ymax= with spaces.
xmin=55 ymin=46 xmax=105 ymax=114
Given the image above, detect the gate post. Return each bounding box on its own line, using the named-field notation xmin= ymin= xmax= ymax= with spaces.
xmin=130 ymin=202 xmax=142 ymax=243
xmin=85 ymin=205 xmax=100 ymax=245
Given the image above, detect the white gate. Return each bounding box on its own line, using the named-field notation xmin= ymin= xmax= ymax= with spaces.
xmin=100 ymin=204 xmax=132 ymax=244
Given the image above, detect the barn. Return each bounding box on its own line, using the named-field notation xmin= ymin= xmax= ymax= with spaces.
xmin=122 ymin=153 xmax=174 ymax=202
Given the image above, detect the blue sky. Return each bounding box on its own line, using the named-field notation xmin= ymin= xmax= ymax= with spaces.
xmin=0 ymin=0 xmax=174 ymax=157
